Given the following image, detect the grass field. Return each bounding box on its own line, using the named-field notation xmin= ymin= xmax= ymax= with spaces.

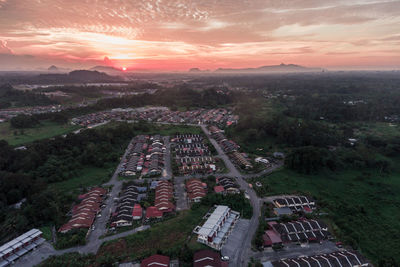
xmin=354 ymin=121 xmax=400 ymax=140
xmin=0 ymin=121 xmax=80 ymax=146
xmin=98 ymin=206 xmax=210 ymax=264
xmin=39 ymin=225 xmax=53 ymax=241
xmin=50 ymin=164 xmax=115 ymax=195
xmin=251 ymin=164 xmax=400 ymax=265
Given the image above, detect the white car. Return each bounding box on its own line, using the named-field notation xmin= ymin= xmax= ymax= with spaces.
xmin=221 ymin=256 xmax=230 ymax=261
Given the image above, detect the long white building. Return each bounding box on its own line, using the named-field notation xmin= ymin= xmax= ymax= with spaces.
xmin=193 ymin=205 xmax=239 ymax=250
xmin=0 ymin=229 xmax=44 ymax=267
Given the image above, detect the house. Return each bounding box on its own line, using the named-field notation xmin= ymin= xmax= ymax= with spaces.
xmin=141 ymin=254 xmax=170 ymax=267
xmin=263 ymin=229 xmax=283 ymax=247
xmin=265 ymin=250 xmax=370 ymax=267
xmin=230 ymin=151 xmax=253 ymax=169
xmin=111 ymin=185 xmax=147 ymax=227
xmin=217 ymin=177 xmax=240 ymax=194
xmin=273 ymin=207 xmax=293 ymax=217
xmin=132 ymin=204 xmax=143 ymax=220
xmin=273 ymin=196 xmax=316 ymax=213
xmin=186 ymin=179 xmax=207 ymax=202
xmin=214 ymin=185 xmax=225 ymax=194
xmin=146 ymin=206 xmax=163 ymax=220
xmin=272 ymin=219 xmax=330 ymax=243
xmin=193 ymin=205 xmax=240 ymax=250
xmin=193 ymin=250 xmax=228 ymax=267
xmin=59 ymin=187 xmax=106 ymax=233
xmin=255 ymin=157 xmax=270 ymax=165
xmin=154 ymin=181 xmax=175 ymax=213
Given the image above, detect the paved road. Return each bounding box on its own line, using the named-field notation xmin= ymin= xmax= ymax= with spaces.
xmin=16 ymin=138 xmax=144 ymax=265
xmin=174 ymin=176 xmax=189 ymax=211
xmin=200 ymin=125 xmax=262 ymax=267
xmin=17 ymin=124 xmax=281 ymax=266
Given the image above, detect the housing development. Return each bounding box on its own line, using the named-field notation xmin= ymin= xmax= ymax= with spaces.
xmin=0 ymin=104 xmax=376 ymax=267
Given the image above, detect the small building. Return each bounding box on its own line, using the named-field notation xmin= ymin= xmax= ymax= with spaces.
xmin=141 ymin=254 xmax=170 ymax=267
xmin=214 ymin=185 xmax=225 ymax=194
xmin=263 ymin=230 xmax=282 ymax=247
xmin=273 ymin=207 xmax=293 ymax=217
xmin=145 ymin=206 xmax=163 ymax=220
xmin=255 ymin=157 xmax=270 ymax=165
xmin=0 ymin=229 xmax=44 ymax=266
xmin=132 ymin=204 xmax=143 ymax=220
xmin=186 ymin=179 xmax=207 ymax=202
xmin=193 ymin=205 xmax=240 ymax=250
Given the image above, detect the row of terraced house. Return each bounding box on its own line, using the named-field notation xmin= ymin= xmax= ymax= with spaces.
xmin=72 ymin=107 xmax=238 ymax=128
xmin=119 ymin=135 xmax=166 ymax=178
xmin=171 ymin=134 xmax=217 ymax=175
xmin=58 ymin=187 xmax=107 ymax=233
xmin=208 ymin=126 xmax=253 ymax=169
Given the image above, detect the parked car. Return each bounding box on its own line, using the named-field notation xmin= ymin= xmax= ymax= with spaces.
xmin=221 ymin=256 xmax=230 ymax=261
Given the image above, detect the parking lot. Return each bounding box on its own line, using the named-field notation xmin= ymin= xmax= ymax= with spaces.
xmin=221 ymin=219 xmax=250 ymax=267
xmin=251 ymin=240 xmax=339 ymax=263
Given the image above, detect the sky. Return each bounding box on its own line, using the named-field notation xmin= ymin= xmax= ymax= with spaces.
xmin=0 ymin=0 xmax=400 ymax=71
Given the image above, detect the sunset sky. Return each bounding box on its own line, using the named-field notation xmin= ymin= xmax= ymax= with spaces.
xmin=0 ymin=0 xmax=400 ymax=71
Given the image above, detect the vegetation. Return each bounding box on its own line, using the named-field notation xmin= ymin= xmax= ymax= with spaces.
xmin=0 ymin=120 xmax=80 ymax=146
xmin=0 ymin=84 xmax=55 ymax=109
xmin=38 ymin=252 xmax=96 ymax=267
xmin=55 ymin=229 xmax=87 ymax=249
xmin=251 ymin=166 xmax=400 ymax=266
xmin=97 ymin=206 xmax=210 ymax=266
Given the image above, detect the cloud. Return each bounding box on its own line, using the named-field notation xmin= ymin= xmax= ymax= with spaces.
xmin=0 ymin=0 xmax=399 ymax=69
xmin=0 ymin=40 xmax=13 ymax=54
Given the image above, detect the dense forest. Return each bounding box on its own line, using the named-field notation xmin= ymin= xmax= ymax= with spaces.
xmin=0 ymin=122 xmax=137 ymax=243
xmin=0 ymin=84 xmax=55 ymax=109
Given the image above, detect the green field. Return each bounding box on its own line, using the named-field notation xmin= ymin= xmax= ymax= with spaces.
xmin=251 ymin=164 xmax=400 ymax=265
xmin=49 ymin=164 xmax=115 ymax=195
xmin=354 ymin=122 xmax=400 ymax=139
xmin=0 ymin=121 xmax=81 ymax=146
xmin=97 ymin=206 xmax=210 ymax=264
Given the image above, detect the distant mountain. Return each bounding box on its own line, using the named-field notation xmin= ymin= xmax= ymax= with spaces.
xmin=33 ymin=70 xmax=122 ymax=84
xmin=48 ymin=65 xmax=59 ymax=71
xmin=215 ymin=63 xmax=323 ymax=73
xmin=188 ymin=68 xmax=210 ymax=73
xmin=91 ymin=65 xmax=123 ymax=73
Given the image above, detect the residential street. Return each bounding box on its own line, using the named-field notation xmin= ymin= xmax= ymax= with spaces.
xmin=200 ymin=124 xmax=262 ymax=267
xmin=17 ymin=124 xmax=281 ymax=266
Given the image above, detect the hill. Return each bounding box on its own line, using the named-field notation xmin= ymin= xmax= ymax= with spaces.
xmin=33 ymin=70 xmax=122 ymax=84
xmin=215 ymin=63 xmax=322 ymax=73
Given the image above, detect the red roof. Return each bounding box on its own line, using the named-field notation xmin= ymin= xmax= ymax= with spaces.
xmin=263 ymin=230 xmax=282 ymax=246
xmin=141 ymin=254 xmax=170 ymax=267
xmin=146 ymin=206 xmax=163 ymax=219
xmin=214 ymin=186 xmax=225 ymax=193
xmin=132 ymin=204 xmax=143 ymax=217
xmin=193 ymin=250 xmax=227 ymax=267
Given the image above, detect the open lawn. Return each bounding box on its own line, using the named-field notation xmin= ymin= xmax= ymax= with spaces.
xmin=49 ymin=164 xmax=115 ymax=195
xmin=97 ymin=206 xmax=210 ymax=264
xmin=354 ymin=121 xmax=400 ymax=140
xmin=39 ymin=225 xmax=53 ymax=241
xmin=252 ymin=163 xmax=400 ymax=265
xmin=0 ymin=121 xmax=80 ymax=146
